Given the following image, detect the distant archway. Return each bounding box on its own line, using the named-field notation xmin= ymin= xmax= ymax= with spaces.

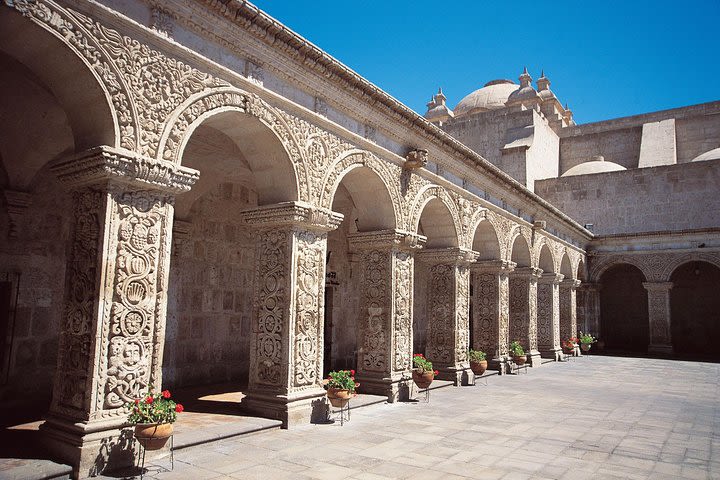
xmin=600 ymin=264 xmax=648 ymax=352
xmin=670 ymin=261 xmax=720 ymax=358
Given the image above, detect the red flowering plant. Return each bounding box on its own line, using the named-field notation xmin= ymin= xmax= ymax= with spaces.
xmin=324 ymin=370 xmax=359 ymax=393
xmin=412 ymin=353 xmax=438 ymax=375
xmin=125 ymin=388 xmax=184 ymax=425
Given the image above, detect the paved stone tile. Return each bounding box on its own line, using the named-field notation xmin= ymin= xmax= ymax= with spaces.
xmin=102 ymin=357 xmax=720 ymax=480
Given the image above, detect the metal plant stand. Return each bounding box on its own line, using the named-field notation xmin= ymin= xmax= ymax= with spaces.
xmin=136 ymin=435 xmax=174 ymax=479
xmin=326 ymin=397 xmax=351 ymax=426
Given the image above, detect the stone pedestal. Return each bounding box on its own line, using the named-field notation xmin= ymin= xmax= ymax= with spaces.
xmin=417 ymin=248 xmax=478 ymax=385
xmin=40 ymin=146 xmax=199 ymax=478
xmin=240 ymin=202 xmax=343 ymax=427
xmin=470 ymin=260 xmax=515 ymax=374
xmin=509 ymin=267 xmax=543 ymax=366
xmin=643 ymin=282 xmax=674 ymax=354
xmin=537 ymin=273 xmax=564 ymax=361
xmin=347 ymin=230 xmax=424 ymax=402
xmin=560 ymin=279 xmax=581 ymax=356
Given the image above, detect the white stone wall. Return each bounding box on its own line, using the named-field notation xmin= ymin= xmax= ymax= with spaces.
xmin=535 ymin=159 xmax=720 ymax=235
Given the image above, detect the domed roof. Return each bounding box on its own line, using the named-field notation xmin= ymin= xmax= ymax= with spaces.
xmin=691 ymin=147 xmax=720 ymax=162
xmin=562 ymin=156 xmax=627 ymax=177
xmin=453 ymin=80 xmax=518 ymax=117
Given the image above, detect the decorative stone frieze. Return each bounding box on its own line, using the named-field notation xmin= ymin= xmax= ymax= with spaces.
xmin=643 ymin=282 xmax=674 ymax=354
xmin=559 ymin=278 xmax=581 ymax=356
xmin=469 ymin=260 xmax=515 ymax=374
xmin=417 ymin=247 xmax=478 ymax=385
xmin=508 ymin=267 xmax=543 ymax=366
xmin=537 ymin=273 xmax=564 ymax=361
xmin=347 ymin=230 xmax=425 ymax=401
xmin=239 ymin=202 xmax=341 ymax=425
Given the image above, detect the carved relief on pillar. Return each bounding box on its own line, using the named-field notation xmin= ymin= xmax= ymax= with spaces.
xmin=536 ymin=273 xmax=563 ymax=352
xmin=359 ymin=249 xmax=389 ymax=372
xmin=643 ymin=282 xmax=673 ymax=349
xmin=53 ymin=189 xmax=105 ymax=416
xmin=393 ymin=251 xmax=414 ymax=372
xmin=470 ymin=260 xmax=515 ymax=359
xmin=508 ymin=267 xmax=541 ymax=351
xmin=242 ymin=202 xmax=342 ymax=394
xmin=559 ymin=279 xmax=581 ymax=341
xmin=49 ymin=147 xmax=197 ymax=422
xmin=456 ymin=266 xmax=470 ymax=363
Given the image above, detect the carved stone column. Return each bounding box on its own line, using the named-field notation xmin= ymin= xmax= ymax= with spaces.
xmin=41 ymin=146 xmax=199 ymax=477
xmin=559 ymin=279 xmax=582 ymax=356
xmin=469 ymin=260 xmax=515 ymax=374
xmin=643 ymin=282 xmax=674 ymax=354
xmin=417 ymin=247 xmax=478 ymax=386
xmin=580 ymin=283 xmax=602 ymax=339
xmin=347 ymin=230 xmax=425 ymax=402
xmin=509 ymin=267 xmax=543 ymax=366
xmin=537 ymin=273 xmax=564 ymax=361
xmin=240 ymin=202 xmax=343 ymax=427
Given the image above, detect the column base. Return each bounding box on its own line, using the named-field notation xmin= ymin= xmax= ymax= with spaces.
xmin=540 ymin=347 xmax=563 ymax=361
xmin=528 ymin=350 xmax=543 ymax=367
xmin=242 ymin=387 xmax=327 ymax=428
xmin=40 ymin=414 xmax=132 ymax=478
xmin=648 ymin=344 xmax=674 ymax=355
xmin=436 ymin=363 xmax=473 ymax=386
xmin=489 ymin=356 xmax=510 ymax=375
xmin=356 ymin=372 xmax=412 ymax=402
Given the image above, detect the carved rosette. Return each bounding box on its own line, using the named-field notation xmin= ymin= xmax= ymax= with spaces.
xmin=242 ymin=202 xmax=342 ymax=395
xmin=418 ymin=248 xmax=477 ymax=370
xmin=643 ymin=282 xmax=673 ymax=348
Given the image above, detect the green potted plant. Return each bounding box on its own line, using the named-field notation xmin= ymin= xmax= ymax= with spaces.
xmin=578 ymin=332 xmax=596 ymax=352
xmin=468 ymin=349 xmax=487 ymax=375
xmin=412 ymin=353 xmax=439 ymax=389
xmin=125 ymin=389 xmax=184 ymax=451
xmin=509 ymin=341 xmax=526 ymax=366
xmin=323 ymin=369 xmax=359 ymax=407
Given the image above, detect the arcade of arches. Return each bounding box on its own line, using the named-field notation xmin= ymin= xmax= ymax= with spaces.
xmin=0 ymin=1 xmax=718 ymax=477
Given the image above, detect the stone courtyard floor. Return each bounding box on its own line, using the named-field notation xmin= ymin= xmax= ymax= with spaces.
xmin=97 ymin=356 xmax=720 ymax=480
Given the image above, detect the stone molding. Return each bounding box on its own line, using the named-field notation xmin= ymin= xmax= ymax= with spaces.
xmin=416 ymin=247 xmax=479 ymax=266
xmin=538 ymin=272 xmax=565 ymax=285
xmin=469 ymin=259 xmax=516 ymax=274
xmin=642 ymin=281 xmax=673 ymax=292
xmin=50 ymin=146 xmax=199 ymax=193
xmin=3 ymin=190 xmax=32 ymax=238
xmin=239 ymin=202 xmax=343 ymax=232
xmin=511 ymin=266 xmax=543 ymax=280
xmin=560 ymin=278 xmax=582 ymax=289
xmin=347 ymin=229 xmax=426 ymax=252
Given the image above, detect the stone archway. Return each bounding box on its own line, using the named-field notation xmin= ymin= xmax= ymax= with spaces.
xmin=600 ymin=263 xmax=649 ymax=353
xmin=670 ymin=261 xmax=720 ymax=358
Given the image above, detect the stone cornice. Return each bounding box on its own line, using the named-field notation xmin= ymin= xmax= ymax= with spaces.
xmin=50 ymin=146 xmax=200 ymax=193
xmin=560 ymin=279 xmax=582 ymax=289
xmin=347 ymin=229 xmax=427 ymax=252
xmin=538 ymin=272 xmax=565 ymax=285
xmin=239 ymin=201 xmax=344 ymax=232
xmin=511 ymin=266 xmax=543 ymax=280
xmin=469 ymin=259 xmax=517 ymax=275
xmin=642 ymin=281 xmax=673 ymax=291
xmin=416 ymin=247 xmax=479 ymax=265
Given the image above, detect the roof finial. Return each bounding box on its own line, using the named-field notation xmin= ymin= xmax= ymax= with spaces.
xmin=519 ymin=67 xmax=532 ymax=88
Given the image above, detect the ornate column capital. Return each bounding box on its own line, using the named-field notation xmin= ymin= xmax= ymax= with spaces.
xmin=416 ymin=247 xmax=479 ymax=266
xmin=561 ymin=278 xmax=582 ymax=289
xmin=511 ymin=266 xmax=543 ymax=280
xmin=240 ymin=201 xmax=343 ymax=233
xmin=538 ymin=272 xmax=564 ymax=285
xmin=347 ymin=229 xmax=427 ymax=252
xmin=469 ymin=259 xmax=516 ymax=275
xmin=50 ymin=146 xmax=200 ymax=193
xmin=580 ymin=282 xmax=602 ymax=292
xmin=642 ymin=281 xmax=673 ymax=292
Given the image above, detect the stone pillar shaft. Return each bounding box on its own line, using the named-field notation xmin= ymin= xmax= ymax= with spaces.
xmin=418 ymin=248 xmax=478 ymax=385
xmin=348 ymin=230 xmax=424 ymax=401
xmin=580 ymin=283 xmax=601 ymax=338
xmin=537 ymin=273 xmax=564 ymax=361
xmin=509 ymin=267 xmax=543 ymax=366
xmin=470 ymin=260 xmax=515 ymax=374
xmin=43 ymin=146 xmax=198 ymax=477
xmin=559 ymin=279 xmax=581 ymax=356
xmin=241 ymin=202 xmax=342 ymax=426
xmin=643 ymin=282 xmax=674 ymax=354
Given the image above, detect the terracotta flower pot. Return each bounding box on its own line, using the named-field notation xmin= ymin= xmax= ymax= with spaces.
xmin=581 ymin=343 xmax=591 ymax=352
xmin=326 ymin=388 xmax=352 ymax=400
xmin=512 ymin=355 xmax=526 ymax=366
xmin=563 ymin=346 xmax=574 ymax=355
xmin=412 ymin=370 xmax=434 ymax=389
xmin=470 ymin=360 xmax=487 ymax=375
xmin=134 ymin=423 xmax=173 ymax=451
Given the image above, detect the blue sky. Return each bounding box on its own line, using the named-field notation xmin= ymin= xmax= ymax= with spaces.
xmin=251 ymin=1 xmax=720 ymax=124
